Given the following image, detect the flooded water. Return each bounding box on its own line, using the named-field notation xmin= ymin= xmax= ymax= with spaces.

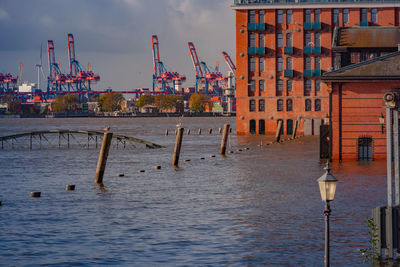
xmin=0 ymin=117 xmax=389 ymax=266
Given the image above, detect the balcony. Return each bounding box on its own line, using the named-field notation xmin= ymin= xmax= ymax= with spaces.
xmin=304 ymin=69 xmax=321 ymax=77
xmin=247 ymin=23 xmax=265 ymax=31
xmin=248 ymin=47 xmax=265 ymax=55
xmin=284 ymin=46 xmax=293 ymax=55
xmin=303 ymin=46 xmax=321 ymax=54
xmin=303 ymin=22 xmax=321 ymax=30
xmin=284 ymin=70 xmax=294 ymax=77
xmin=360 ymin=21 xmax=369 ymax=27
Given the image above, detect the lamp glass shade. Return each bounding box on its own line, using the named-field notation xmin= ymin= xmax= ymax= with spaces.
xmin=318 ymin=180 xmax=337 ymax=201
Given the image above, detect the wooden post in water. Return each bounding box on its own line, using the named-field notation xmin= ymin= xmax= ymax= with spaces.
xmin=58 ymin=133 xmax=61 ymax=148
xmin=198 ymin=128 xmax=201 ymax=135
xmin=172 ymin=128 xmax=184 ymax=168
xmin=30 ymin=133 xmax=33 ymax=150
xmin=94 ymin=132 xmax=113 ymax=184
xmin=220 ymin=124 xmax=230 ymax=156
xmin=209 ymin=128 xmax=212 ymax=134
xmin=165 ymin=130 xmax=169 ymax=136
xmin=219 ymin=128 xmax=222 ymax=134
xmin=292 ymin=119 xmax=299 ymax=139
xmin=275 ymin=120 xmax=283 ymax=142
xmin=87 ymin=134 xmax=90 ymax=149
xmin=95 ymin=136 xmax=98 ymax=149
xmin=67 ymin=133 xmax=70 ymax=149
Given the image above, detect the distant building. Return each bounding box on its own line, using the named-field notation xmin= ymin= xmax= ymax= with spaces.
xmin=322 ymin=51 xmax=400 ymax=162
xmin=232 ymin=0 xmax=400 ymax=135
xmin=139 ymin=105 xmax=158 ymax=113
xmin=18 ymin=82 xmax=37 ymax=93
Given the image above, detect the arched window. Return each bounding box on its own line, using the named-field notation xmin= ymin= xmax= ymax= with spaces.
xmin=287 ymin=99 xmax=293 ymax=111
xmin=277 ymin=99 xmax=283 ymax=111
xmin=315 ymin=99 xmax=321 ymax=111
xmin=250 ymin=119 xmax=256 ymax=134
xmin=305 ymin=99 xmax=311 ymax=111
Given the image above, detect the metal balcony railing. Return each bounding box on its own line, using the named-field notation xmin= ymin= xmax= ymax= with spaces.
xmin=284 ymin=70 xmax=294 ymax=77
xmin=303 ymin=46 xmax=321 ymax=54
xmin=284 ymin=46 xmax=293 ymax=55
xmin=248 ymin=23 xmax=266 ymax=31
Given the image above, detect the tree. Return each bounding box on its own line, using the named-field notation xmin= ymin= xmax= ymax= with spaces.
xmin=52 ymin=94 xmax=79 ymax=113
xmin=136 ymin=94 xmax=155 ymax=108
xmin=98 ymin=92 xmax=124 ymax=112
xmin=189 ymin=93 xmax=211 ymax=112
xmin=154 ymin=94 xmax=183 ymax=110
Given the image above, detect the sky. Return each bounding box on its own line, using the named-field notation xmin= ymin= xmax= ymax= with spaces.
xmin=0 ymin=0 xmax=236 ymax=91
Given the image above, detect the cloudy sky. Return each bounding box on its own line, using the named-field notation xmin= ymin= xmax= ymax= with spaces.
xmin=0 ymin=0 xmax=235 ymax=91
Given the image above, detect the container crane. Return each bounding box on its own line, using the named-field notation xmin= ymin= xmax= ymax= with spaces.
xmin=47 ymin=40 xmax=67 ymax=93
xmin=152 ymin=35 xmax=185 ymax=93
xmin=0 ymin=72 xmax=17 ymax=93
xmin=188 ymin=42 xmax=226 ymax=95
xmin=221 ymin=51 xmax=236 ymax=76
xmin=67 ymin=33 xmax=100 ymax=93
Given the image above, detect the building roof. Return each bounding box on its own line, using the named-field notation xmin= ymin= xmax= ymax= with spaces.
xmin=233 ymin=0 xmax=400 ymax=8
xmin=332 ymin=27 xmax=400 ymax=50
xmin=322 ymin=51 xmax=400 ymax=81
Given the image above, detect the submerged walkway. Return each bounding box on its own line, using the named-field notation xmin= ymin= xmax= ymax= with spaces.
xmin=0 ymin=130 xmax=164 ymax=149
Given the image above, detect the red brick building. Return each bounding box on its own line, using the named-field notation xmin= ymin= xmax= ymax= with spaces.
xmin=233 ymin=0 xmax=400 ymax=135
xmin=322 ymin=51 xmax=400 ymax=161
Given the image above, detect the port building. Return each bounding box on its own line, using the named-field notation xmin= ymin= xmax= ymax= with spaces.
xmin=232 ymin=0 xmax=400 ymax=136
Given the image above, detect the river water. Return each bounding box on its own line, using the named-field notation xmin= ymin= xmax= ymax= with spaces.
xmin=0 ymin=117 xmax=389 ymax=266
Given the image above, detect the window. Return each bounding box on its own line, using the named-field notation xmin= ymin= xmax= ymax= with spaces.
xmin=287 ymin=99 xmax=293 ymax=111
xmin=286 ymin=33 xmax=292 ymax=47
xmin=315 ymin=9 xmax=320 ymax=23
xmin=259 ymin=33 xmax=265 ymax=48
xmin=361 ymin=8 xmax=368 ymax=23
xmin=249 ymin=10 xmax=256 ymax=23
xmin=277 ymin=99 xmax=284 ymax=111
xmin=249 ymin=80 xmax=256 ymax=92
xmin=259 ymin=119 xmax=265 ymax=134
xmin=249 ymin=33 xmax=256 ymax=47
xmin=305 ymin=57 xmax=312 ymax=70
xmin=249 ymin=57 xmax=256 ymax=72
xmin=277 ymin=79 xmax=284 ymax=92
xmin=259 ymin=10 xmax=265 ymax=23
xmin=372 ymin=8 xmax=377 ymax=23
xmin=287 ymin=10 xmax=292 ymax=24
xmin=343 ymin=9 xmax=349 ymax=23
xmin=277 ymin=57 xmax=283 ymax=71
xmin=249 ymin=99 xmax=256 ymax=111
xmin=277 ymin=33 xmax=283 ymax=48
xmin=305 ymin=9 xmax=311 ymax=23
xmin=259 ymin=99 xmax=265 ymax=111
xmin=333 ymin=9 xmax=339 ymax=25
xmin=315 ymin=57 xmax=321 ymax=70
xmin=286 ymin=57 xmax=292 ymax=70
xmin=287 ymin=79 xmax=292 ymax=93
xmin=305 ymin=32 xmax=312 ymax=46
xmin=305 ymin=79 xmax=312 ymax=95
xmin=259 ymin=80 xmax=265 ymax=92
xmin=250 ymin=119 xmax=256 ymax=134
xmin=259 ymin=57 xmax=265 ymax=72
xmin=333 ymin=53 xmax=338 ymax=70
xmin=277 ymin=10 xmax=283 ymax=24
xmin=305 ymin=99 xmax=311 ymax=111
xmin=315 ymin=32 xmax=321 ymax=47
xmin=315 ymin=79 xmax=321 ymax=91
xmin=315 ymin=99 xmax=321 ymax=111
xmin=358 ymin=136 xmax=373 ymax=161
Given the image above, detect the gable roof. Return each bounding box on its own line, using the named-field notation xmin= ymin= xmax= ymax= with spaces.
xmin=322 ymin=51 xmax=400 ymax=81
xmin=332 ymin=26 xmax=400 ymax=50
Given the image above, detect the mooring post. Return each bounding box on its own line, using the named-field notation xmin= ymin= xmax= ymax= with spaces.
xmin=172 ymin=128 xmax=184 ymax=168
xmin=187 ymin=129 xmax=190 ymax=135
xmin=220 ymin=124 xmax=230 ymax=156
xmin=292 ymin=119 xmax=299 ymax=139
xmin=87 ymin=133 xmax=90 ymax=149
xmin=94 ymin=132 xmax=113 ymax=184
xmin=67 ymin=133 xmax=70 ymax=149
xmin=219 ymin=128 xmax=222 ymax=134
xmin=165 ymin=130 xmax=169 ymax=136
xmin=95 ymin=135 xmax=98 ymax=149
xmin=30 ymin=133 xmax=33 ymax=150
xmin=275 ymin=120 xmax=283 ymax=142
xmin=39 ymin=134 xmax=42 ymax=149
xmin=209 ymin=128 xmax=212 ymax=134
xmin=58 ymin=133 xmax=61 ymax=148
xmin=198 ymin=128 xmax=201 ymax=135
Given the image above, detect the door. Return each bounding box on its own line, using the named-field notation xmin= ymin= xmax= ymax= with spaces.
xmin=250 ymin=119 xmax=256 ymax=134
xmin=259 ymin=119 xmax=265 ymax=135
xmin=287 ymin=119 xmax=293 ymax=135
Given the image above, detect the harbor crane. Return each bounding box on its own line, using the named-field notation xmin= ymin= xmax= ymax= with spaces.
xmin=151 ymin=35 xmax=186 ymax=93
xmin=47 ymin=40 xmax=67 ymax=93
xmin=188 ymin=42 xmax=226 ymax=95
xmin=221 ymin=51 xmax=236 ymax=76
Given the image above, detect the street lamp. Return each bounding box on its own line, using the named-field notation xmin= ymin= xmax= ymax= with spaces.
xmin=324 ymin=113 xmax=330 ymax=125
xmin=317 ymin=162 xmax=338 ymax=267
xmin=379 ymin=113 xmax=385 ymax=134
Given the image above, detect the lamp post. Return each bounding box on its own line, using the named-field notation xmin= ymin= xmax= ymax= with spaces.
xmin=379 ymin=113 xmax=385 ymax=134
xmin=317 ymin=162 xmax=338 ymax=267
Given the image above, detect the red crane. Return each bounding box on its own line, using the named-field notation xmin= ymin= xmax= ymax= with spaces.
xmin=47 ymin=40 xmax=67 ymax=93
xmin=222 ymin=51 xmax=236 ymax=76
xmin=152 ymin=35 xmax=185 ymax=93
xmin=188 ymin=42 xmax=226 ymax=95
